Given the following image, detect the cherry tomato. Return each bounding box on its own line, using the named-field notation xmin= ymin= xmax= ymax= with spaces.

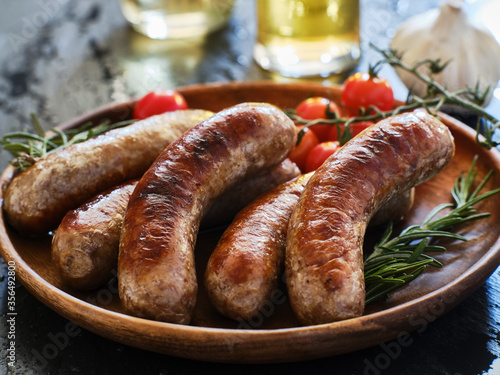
xmin=305 ymin=141 xmax=340 ymax=173
xmin=133 ymin=89 xmax=188 ymax=120
xmin=328 ymin=121 xmax=375 ymax=141
xmin=295 ymin=97 xmax=343 ymax=142
xmin=341 ymin=72 xmax=394 ymax=116
xmin=288 ymin=126 xmax=319 ymax=173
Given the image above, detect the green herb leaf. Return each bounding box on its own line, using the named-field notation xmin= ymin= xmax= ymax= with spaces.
xmin=364 ymin=157 xmax=500 ymax=304
xmin=1 ymin=115 xmax=136 ymax=171
xmin=370 ymin=44 xmax=500 ymax=149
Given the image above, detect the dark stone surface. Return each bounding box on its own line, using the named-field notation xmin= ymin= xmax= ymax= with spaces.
xmin=1 ymin=0 xmax=499 ymax=373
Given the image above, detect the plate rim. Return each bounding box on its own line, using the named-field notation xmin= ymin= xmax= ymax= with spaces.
xmin=1 ymin=81 xmax=500 ymax=363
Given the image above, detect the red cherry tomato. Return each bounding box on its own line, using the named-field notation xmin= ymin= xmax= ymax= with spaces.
xmin=341 ymin=72 xmax=394 ymax=116
xmin=305 ymin=141 xmax=340 ymax=172
xmin=328 ymin=120 xmax=375 ymax=141
xmin=295 ymin=97 xmax=343 ymax=142
xmin=288 ymin=126 xmax=319 ymax=173
xmin=133 ymin=89 xmax=188 ymax=120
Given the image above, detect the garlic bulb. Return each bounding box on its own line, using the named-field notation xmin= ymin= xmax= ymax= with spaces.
xmin=390 ymin=0 xmax=500 ymax=105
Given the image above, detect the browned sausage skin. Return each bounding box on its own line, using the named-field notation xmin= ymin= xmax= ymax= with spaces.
xmin=51 ymin=180 xmax=138 ymax=290
xmin=285 ymin=110 xmax=455 ymax=326
xmin=369 ymin=187 xmax=414 ymax=227
xmin=118 ymin=102 xmax=297 ymax=324
xmin=52 ymin=159 xmax=299 ymax=290
xmin=205 ymin=173 xmax=310 ymax=321
xmin=201 ymin=158 xmax=300 ymax=228
xmin=3 ymin=109 xmax=214 ymax=236
xmin=205 ymin=174 xmax=414 ymax=321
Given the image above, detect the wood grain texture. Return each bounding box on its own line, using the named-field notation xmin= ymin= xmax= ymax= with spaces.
xmin=1 ymin=82 xmax=500 ymax=363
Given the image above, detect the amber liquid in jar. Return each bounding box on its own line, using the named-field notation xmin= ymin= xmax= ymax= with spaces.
xmin=120 ymin=0 xmax=235 ymax=39
xmin=254 ymin=0 xmax=360 ymax=77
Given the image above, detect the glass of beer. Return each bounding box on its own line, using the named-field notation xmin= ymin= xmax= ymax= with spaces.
xmin=119 ymin=0 xmax=235 ymax=40
xmin=253 ymin=0 xmax=360 ymax=77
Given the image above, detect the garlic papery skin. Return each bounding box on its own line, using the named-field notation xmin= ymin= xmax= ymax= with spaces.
xmin=390 ymin=0 xmax=500 ymax=105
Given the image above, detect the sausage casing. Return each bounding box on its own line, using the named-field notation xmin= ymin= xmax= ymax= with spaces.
xmin=52 ymin=159 xmax=299 ymax=290
xmin=205 ymin=174 xmax=414 ymax=321
xmin=3 ymin=109 xmax=213 ymax=236
xmin=285 ymin=110 xmax=455 ymax=325
xmin=51 ymin=180 xmax=137 ymax=290
xmin=201 ymin=158 xmax=300 ymax=228
xmin=118 ymin=102 xmax=296 ymax=324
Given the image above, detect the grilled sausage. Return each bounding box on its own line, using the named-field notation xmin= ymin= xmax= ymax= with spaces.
xmin=118 ymin=102 xmax=297 ymax=324
xmin=52 ymin=180 xmax=137 ymax=290
xmin=3 ymin=109 xmax=214 ymax=237
xmin=201 ymin=158 xmax=300 ymax=229
xmin=52 ymin=159 xmax=299 ymax=290
xmin=285 ymin=110 xmax=455 ymax=325
xmin=205 ymin=174 xmax=414 ymax=321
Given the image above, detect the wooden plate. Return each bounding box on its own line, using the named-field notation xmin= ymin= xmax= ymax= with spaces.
xmin=1 ymin=81 xmax=500 ymax=363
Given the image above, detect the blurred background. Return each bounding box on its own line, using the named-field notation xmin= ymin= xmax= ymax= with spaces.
xmin=0 ymin=0 xmax=499 ymax=170
xmin=0 ymin=1 xmax=500 ymax=374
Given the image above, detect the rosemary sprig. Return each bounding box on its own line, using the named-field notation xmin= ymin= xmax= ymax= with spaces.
xmin=364 ymin=156 xmax=500 ymax=304
xmin=289 ymin=93 xmax=444 ymax=146
xmin=371 ymin=44 xmax=500 ymax=149
xmin=289 ymin=46 xmax=500 ymax=149
xmin=1 ymin=114 xmax=135 ymax=171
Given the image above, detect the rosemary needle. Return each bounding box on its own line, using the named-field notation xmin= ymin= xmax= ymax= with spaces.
xmin=1 ymin=114 xmax=136 ymax=171
xmin=364 ymin=156 xmax=500 ymax=305
xmin=288 ymin=46 xmax=500 ymax=150
xmin=370 ymin=44 xmax=500 ymax=150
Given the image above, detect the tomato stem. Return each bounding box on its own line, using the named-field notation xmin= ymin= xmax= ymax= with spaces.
xmin=371 ymin=44 xmax=500 ymax=149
